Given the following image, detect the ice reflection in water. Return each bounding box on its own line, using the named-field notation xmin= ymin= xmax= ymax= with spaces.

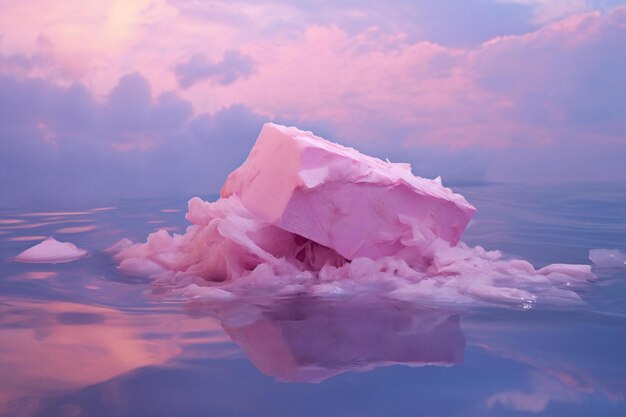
xmin=186 ymin=298 xmax=464 ymax=382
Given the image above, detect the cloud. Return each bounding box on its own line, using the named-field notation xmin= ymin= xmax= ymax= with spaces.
xmin=375 ymin=0 xmax=536 ymax=46
xmin=0 ymin=51 xmax=38 ymax=71
xmin=169 ymin=0 xmax=536 ymax=47
xmin=1 ymin=2 xmax=625 ymax=205
xmin=0 ymin=71 xmax=266 ymax=206
xmin=472 ymin=7 xmax=626 ymax=138
xmin=487 ymin=372 xmax=585 ymax=413
xmin=0 ymin=65 xmax=490 ymax=208
xmin=223 ymin=7 xmax=625 ymax=144
xmin=498 ymin=0 xmax=592 ymax=23
xmin=500 ymin=0 xmax=626 ymax=23
xmin=175 ymin=50 xmax=255 ymax=88
xmin=203 ymin=6 xmax=626 ymax=182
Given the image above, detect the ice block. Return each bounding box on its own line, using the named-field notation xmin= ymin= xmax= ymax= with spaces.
xmin=113 ymin=123 xmax=594 ymax=308
xmin=222 ymin=123 xmax=476 ymax=260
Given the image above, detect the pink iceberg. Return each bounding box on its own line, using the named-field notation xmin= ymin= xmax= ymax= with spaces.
xmin=115 ymin=124 xmax=593 ymax=307
xmin=14 ymin=237 xmax=88 ymax=264
xmin=222 ymin=124 xmax=475 ymax=260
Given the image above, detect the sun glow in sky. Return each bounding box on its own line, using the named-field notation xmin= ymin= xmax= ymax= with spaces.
xmin=1 ymin=0 xmax=625 ymax=204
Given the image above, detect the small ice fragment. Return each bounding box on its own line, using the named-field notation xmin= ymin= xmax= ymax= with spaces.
xmin=104 ymin=238 xmax=134 ymax=253
xmin=589 ymin=249 xmax=626 ymax=268
xmin=13 ymin=236 xmax=88 ymax=264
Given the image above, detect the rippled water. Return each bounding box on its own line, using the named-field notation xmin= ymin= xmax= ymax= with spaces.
xmin=1 ymin=183 xmax=625 ymax=417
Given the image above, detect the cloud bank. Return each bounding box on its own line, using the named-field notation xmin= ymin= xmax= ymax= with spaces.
xmin=0 ymin=72 xmax=266 ymax=206
xmin=0 ymin=1 xmax=625 ymax=205
xmin=175 ymin=50 xmax=254 ymax=88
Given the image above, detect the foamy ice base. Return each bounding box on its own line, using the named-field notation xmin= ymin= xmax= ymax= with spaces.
xmin=114 ymin=123 xmax=594 ymax=309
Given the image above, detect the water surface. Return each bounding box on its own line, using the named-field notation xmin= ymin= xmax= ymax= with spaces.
xmin=1 ymin=183 xmax=625 ymax=417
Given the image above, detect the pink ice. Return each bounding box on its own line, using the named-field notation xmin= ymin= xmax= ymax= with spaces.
xmin=14 ymin=236 xmax=88 ymax=263
xmin=222 ymin=123 xmax=475 ymax=260
xmin=115 ymin=123 xmax=593 ymax=307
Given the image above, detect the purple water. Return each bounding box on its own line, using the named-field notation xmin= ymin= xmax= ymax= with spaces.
xmin=1 ymin=183 xmax=625 ymax=417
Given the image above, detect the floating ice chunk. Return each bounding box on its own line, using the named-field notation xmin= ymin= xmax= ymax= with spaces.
xmin=14 ymin=237 xmax=88 ymax=263
xmin=589 ymin=249 xmax=626 ymax=268
xmin=221 ymin=123 xmax=475 ymax=260
xmin=104 ymin=238 xmax=134 ymax=253
xmin=115 ymin=123 xmax=594 ymax=308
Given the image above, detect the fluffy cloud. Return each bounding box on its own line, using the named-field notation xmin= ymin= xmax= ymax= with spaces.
xmin=0 ymin=71 xmax=267 ymax=205
xmin=194 ymin=6 xmax=625 ymax=183
xmin=175 ymin=50 xmax=255 ymax=88
xmin=0 ymin=66 xmax=492 ymax=207
xmin=170 ymin=0 xmax=536 ymax=47
xmin=216 ymin=7 xmax=624 ymax=144
xmin=1 ymin=1 xmax=625 ymax=207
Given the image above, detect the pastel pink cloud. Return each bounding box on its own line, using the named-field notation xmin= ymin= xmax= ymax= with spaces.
xmin=210 ymin=7 xmax=626 ymax=150
xmin=2 ymin=2 xmax=624 ymax=153
xmin=1 ymin=1 xmax=625 ymax=190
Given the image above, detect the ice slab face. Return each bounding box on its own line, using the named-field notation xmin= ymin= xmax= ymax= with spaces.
xmin=115 ymin=123 xmax=595 ymax=308
xmin=14 ymin=237 xmax=88 ymax=263
xmin=222 ymin=123 xmax=476 ymax=260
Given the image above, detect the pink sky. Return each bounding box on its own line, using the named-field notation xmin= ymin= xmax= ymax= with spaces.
xmin=1 ymin=0 xmax=625 ymax=203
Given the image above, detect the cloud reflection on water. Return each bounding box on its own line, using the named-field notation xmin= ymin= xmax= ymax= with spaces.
xmin=0 ymin=297 xmax=228 ymax=415
xmin=0 ymin=291 xmax=624 ymax=416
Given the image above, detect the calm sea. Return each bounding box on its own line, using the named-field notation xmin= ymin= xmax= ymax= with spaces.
xmin=1 ymin=183 xmax=625 ymax=417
